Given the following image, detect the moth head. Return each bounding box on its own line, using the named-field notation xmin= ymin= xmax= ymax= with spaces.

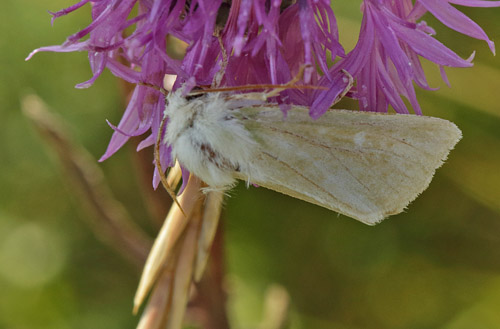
xmin=164 ymin=89 xmax=187 ymax=117
xmin=165 ymin=88 xmax=206 ymax=115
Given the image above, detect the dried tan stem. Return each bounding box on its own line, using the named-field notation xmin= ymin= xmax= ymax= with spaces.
xmin=166 ymin=161 xmax=182 ymax=189
xmin=166 ymin=197 xmax=204 ymax=329
xmin=136 ymin=258 xmax=176 ymax=329
xmin=188 ymin=219 xmax=230 ymax=329
xmin=194 ymin=191 xmax=224 ymax=281
xmin=134 ymin=175 xmax=201 ymax=313
xmin=22 ymin=94 xmax=151 ymax=267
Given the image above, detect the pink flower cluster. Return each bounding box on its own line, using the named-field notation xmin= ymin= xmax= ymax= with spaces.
xmin=27 ymin=0 xmax=500 ymax=186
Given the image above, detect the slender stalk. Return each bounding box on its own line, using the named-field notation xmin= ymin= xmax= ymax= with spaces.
xmin=134 ymin=176 xmax=202 ymax=312
xmin=22 ymin=94 xmax=151 ymax=267
xmin=189 ymin=219 xmax=230 ymax=329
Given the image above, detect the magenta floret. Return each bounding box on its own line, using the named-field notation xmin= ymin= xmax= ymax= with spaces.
xmin=27 ymin=0 xmax=500 ymax=185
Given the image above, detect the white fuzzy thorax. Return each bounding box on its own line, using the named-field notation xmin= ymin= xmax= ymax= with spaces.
xmin=164 ymin=90 xmax=259 ymax=189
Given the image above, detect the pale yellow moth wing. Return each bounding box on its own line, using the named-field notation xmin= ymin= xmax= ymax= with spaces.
xmin=234 ymin=107 xmax=462 ymax=225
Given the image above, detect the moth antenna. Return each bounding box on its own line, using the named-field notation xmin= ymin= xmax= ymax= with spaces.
xmin=189 ymin=64 xmax=324 ymax=95
xmin=188 ymin=84 xmax=327 ymax=95
xmin=331 ymin=69 xmax=354 ymax=106
xmin=187 ymin=64 xmax=327 ymax=100
xmin=154 ymin=115 xmax=186 ymax=217
xmin=139 ymin=82 xmax=169 ymax=96
xmin=289 ymin=64 xmax=310 ymax=85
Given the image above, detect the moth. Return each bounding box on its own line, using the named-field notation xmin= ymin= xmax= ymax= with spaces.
xmin=160 ymin=87 xmax=461 ymax=225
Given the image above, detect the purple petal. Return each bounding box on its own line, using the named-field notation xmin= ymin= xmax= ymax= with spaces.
xmin=137 ymin=134 xmax=155 ymax=151
xmin=310 ymin=71 xmax=352 ymax=117
xmin=177 ymin=165 xmax=191 ymax=195
xmin=449 ymin=0 xmax=500 ymax=7
xmin=75 ymin=52 xmax=107 ymax=89
xmin=25 ymin=41 xmax=89 ymax=60
xmin=418 ymin=0 xmax=497 ymax=53
xmin=49 ymin=0 xmax=93 ymax=25
xmin=439 ymin=65 xmax=451 ymax=87
xmin=390 ymin=18 xmax=473 ymax=67
xmin=152 ymin=145 xmax=173 ymax=189
xmin=99 ymin=86 xmax=144 ymax=161
xmin=106 ymin=59 xmax=142 ymax=83
xmin=233 ymin=0 xmax=253 ymax=56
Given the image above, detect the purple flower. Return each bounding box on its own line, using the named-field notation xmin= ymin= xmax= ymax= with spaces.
xmin=311 ymin=0 xmax=500 ymax=116
xmin=27 ymin=0 xmax=500 ymax=186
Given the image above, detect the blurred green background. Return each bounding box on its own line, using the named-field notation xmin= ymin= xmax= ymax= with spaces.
xmin=2 ymin=1 xmax=500 ymax=328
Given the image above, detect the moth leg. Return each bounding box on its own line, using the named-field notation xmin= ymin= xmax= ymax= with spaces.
xmin=262 ymin=64 xmax=311 ymax=99
xmin=139 ymin=81 xmax=168 ymax=96
xmin=331 ymin=69 xmax=354 ymax=106
xmin=212 ymin=31 xmax=228 ymax=88
xmin=154 ymin=115 xmax=186 ymax=216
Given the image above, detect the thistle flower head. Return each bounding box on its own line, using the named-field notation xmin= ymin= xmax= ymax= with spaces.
xmin=27 ymin=0 xmax=500 ymax=186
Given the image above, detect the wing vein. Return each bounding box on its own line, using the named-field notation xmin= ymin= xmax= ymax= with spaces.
xmin=260 ymin=124 xmax=376 ymax=194
xmin=261 ymin=151 xmax=343 ymax=205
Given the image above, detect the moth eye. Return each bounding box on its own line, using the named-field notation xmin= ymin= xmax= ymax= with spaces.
xmin=185 ymin=87 xmax=204 ymax=101
xmin=185 ymin=94 xmax=204 ymax=101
